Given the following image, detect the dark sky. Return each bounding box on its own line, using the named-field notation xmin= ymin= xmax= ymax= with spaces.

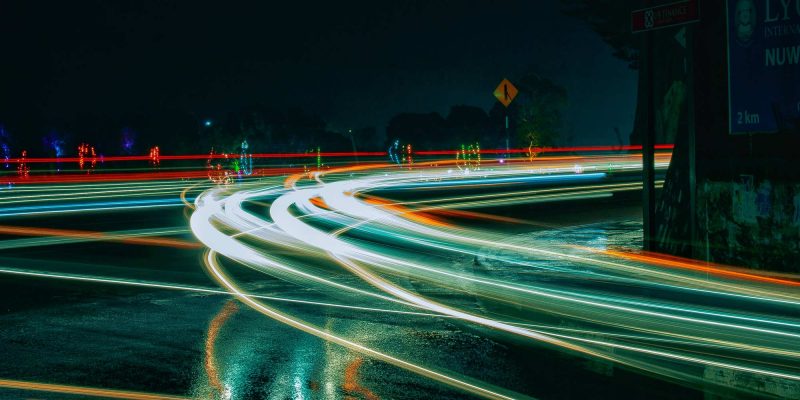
xmin=1 ymin=0 xmax=637 ymax=148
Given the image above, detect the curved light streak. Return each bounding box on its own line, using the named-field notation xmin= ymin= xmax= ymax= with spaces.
xmin=189 ymin=156 xmax=800 ymax=398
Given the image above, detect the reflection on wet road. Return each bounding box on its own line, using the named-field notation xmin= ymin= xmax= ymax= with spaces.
xmin=191 ymin=159 xmax=799 ymax=399
xmin=1 ymin=154 xmax=798 ymax=399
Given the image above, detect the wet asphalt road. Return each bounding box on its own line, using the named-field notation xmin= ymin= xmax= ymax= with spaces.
xmin=0 ymin=189 xmax=711 ymax=400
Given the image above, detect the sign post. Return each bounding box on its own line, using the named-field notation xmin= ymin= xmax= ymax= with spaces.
xmin=632 ymin=0 xmax=700 ymax=251
xmin=494 ymin=78 xmax=518 ymax=155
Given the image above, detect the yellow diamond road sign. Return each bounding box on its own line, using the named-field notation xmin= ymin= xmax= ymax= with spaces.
xmin=494 ymin=78 xmax=518 ymax=107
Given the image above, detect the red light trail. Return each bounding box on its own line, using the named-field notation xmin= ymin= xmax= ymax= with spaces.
xmin=7 ymin=145 xmax=673 ymax=164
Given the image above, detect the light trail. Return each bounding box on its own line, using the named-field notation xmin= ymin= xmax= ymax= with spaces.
xmin=11 ymin=151 xmax=388 ymax=164
xmin=8 ymin=150 xmax=794 ymax=398
xmin=0 ymin=197 xmax=191 ymax=217
xmin=0 ymin=378 xmax=189 ymax=400
xmin=189 ymin=154 xmax=800 ymax=397
xmin=0 ymin=267 xmax=445 ymax=318
xmin=0 ymin=225 xmax=200 ymax=249
xmin=595 ymin=248 xmax=800 ymax=287
xmin=203 ymin=250 xmax=529 ymax=400
xmin=0 ymin=183 xmax=203 ymax=205
xmin=8 ymin=145 xmax=672 ymax=164
xmin=1 ymin=167 xmax=302 ymax=185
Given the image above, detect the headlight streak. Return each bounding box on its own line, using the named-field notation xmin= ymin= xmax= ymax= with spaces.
xmin=190 ymin=190 xmax=432 ymax=307
xmin=189 ymin=157 xmax=800 ymax=397
xmin=331 ymin=227 xmax=800 ymax=332
xmin=0 ymin=378 xmax=189 ymax=400
xmin=0 ymin=181 xmax=209 ymax=205
xmin=0 ymin=180 xmax=212 ymax=216
xmin=309 ymin=184 xmax=619 ymax=358
xmin=593 ymin=248 xmax=800 ymax=287
xmin=422 ymin=224 xmax=800 ymax=304
xmin=305 ymin=184 xmax=800 ymax=378
xmin=0 ymin=199 xmax=191 ymax=218
xmin=0 ymin=267 xmax=444 ymax=318
xmin=0 ymin=178 xmax=204 ymax=192
xmin=203 ymin=250 xmax=529 ymax=400
xmin=344 ymin=226 xmax=800 ymax=333
xmin=359 ymin=180 xmax=660 ymax=207
xmin=0 ymin=225 xmax=199 ymax=250
xmin=4 ymin=264 xmax=796 ymax=366
xmin=318 ymin=231 xmax=800 ymax=363
xmin=10 ymin=151 xmax=797 ymax=397
xmin=307 ymin=172 xmax=799 ymax=308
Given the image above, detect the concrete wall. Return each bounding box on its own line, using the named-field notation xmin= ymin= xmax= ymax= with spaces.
xmin=698 ymin=179 xmax=800 ymax=272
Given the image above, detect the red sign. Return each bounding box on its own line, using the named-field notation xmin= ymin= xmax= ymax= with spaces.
xmin=631 ymin=0 xmax=699 ymax=33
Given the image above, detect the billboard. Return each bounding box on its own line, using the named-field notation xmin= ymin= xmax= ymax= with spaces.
xmin=727 ymin=0 xmax=800 ymax=134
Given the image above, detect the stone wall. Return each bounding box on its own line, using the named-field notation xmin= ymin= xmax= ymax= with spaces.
xmin=697 ymin=178 xmax=800 ymax=273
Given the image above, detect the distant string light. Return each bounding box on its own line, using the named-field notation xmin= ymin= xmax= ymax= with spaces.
xmin=303 ymin=146 xmax=323 ymax=176
xmin=456 ymin=142 xmax=481 ymax=172
xmin=121 ymin=128 xmax=136 ymax=155
xmin=239 ymin=140 xmax=252 ymax=176
xmin=43 ymin=131 xmax=65 ymax=172
xmin=0 ymin=126 xmax=10 ymax=169
xmin=149 ymin=146 xmax=160 ymax=168
xmin=17 ymin=150 xmax=29 ymax=178
xmin=77 ymin=143 xmax=97 ymax=173
xmin=388 ymin=139 xmax=401 ymax=165
xmin=1 ymin=144 xmax=9 ymax=169
xmin=206 ymin=148 xmax=231 ymax=185
xmin=527 ymin=143 xmax=541 ymax=161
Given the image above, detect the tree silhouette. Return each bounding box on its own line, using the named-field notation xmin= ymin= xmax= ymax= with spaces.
xmin=561 ymin=0 xmax=640 ymax=69
xmin=514 ymin=71 xmax=568 ymax=149
xmin=386 ymin=112 xmax=446 ymax=150
xmin=445 ymin=105 xmax=489 ymax=147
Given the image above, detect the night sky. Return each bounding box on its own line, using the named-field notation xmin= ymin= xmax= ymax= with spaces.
xmin=2 ymin=0 xmax=637 ymax=148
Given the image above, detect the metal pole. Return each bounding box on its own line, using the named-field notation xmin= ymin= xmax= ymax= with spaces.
xmin=643 ymin=28 xmax=656 ymax=251
xmin=687 ymin=26 xmax=697 ymax=258
xmin=505 ymin=114 xmax=509 ymax=155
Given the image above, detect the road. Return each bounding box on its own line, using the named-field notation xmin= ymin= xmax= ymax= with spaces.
xmin=0 ymin=152 xmax=798 ymax=399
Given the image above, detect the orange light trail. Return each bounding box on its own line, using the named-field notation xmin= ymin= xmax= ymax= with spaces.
xmin=358 ymin=193 xmax=554 ymax=227
xmin=598 ymin=249 xmax=800 ymax=287
xmin=0 ymin=224 xmax=201 ymax=249
xmin=0 ymin=378 xmax=188 ymax=399
xmin=362 ymin=196 xmax=452 ymax=228
xmin=191 ymin=159 xmax=800 ymax=398
xmin=309 ymin=197 xmax=331 ymax=210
